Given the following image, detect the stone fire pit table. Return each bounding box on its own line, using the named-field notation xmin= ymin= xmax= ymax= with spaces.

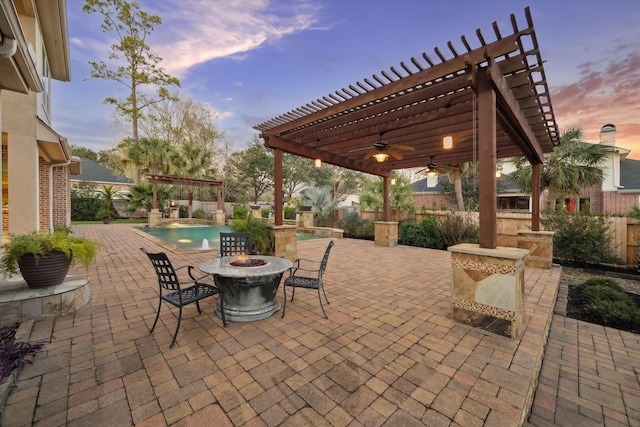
xmin=200 ymin=256 xmax=293 ymax=322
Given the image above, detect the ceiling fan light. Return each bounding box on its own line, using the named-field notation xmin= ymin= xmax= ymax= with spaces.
xmin=443 ymin=135 xmax=453 ymax=149
xmin=426 ymin=170 xmax=438 ymax=179
xmin=373 ymin=152 xmax=389 ymax=163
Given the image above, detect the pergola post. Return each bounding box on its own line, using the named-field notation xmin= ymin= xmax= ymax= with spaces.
xmin=531 ymin=162 xmax=540 ymax=231
xmin=382 ymin=176 xmax=390 ymax=222
xmin=274 ymin=148 xmax=284 ymax=226
xmin=477 ymin=72 xmax=497 ymax=249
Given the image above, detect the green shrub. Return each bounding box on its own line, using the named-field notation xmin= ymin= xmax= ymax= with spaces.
xmin=284 ymin=206 xmax=297 ymax=220
xmin=580 ymin=278 xmax=640 ymax=328
xmin=230 ymin=215 xmax=274 ymax=255
xmin=192 ymin=208 xmax=205 ymax=219
xmin=232 ymin=205 xmax=249 ymax=219
xmin=436 ymin=213 xmax=479 ymax=247
xmin=261 ymin=208 xmax=270 ymax=219
xmin=337 ymin=209 xmax=360 ymax=238
xmin=542 ymin=210 xmax=616 ymax=264
xmin=399 ymin=218 xmax=443 ymax=249
xmin=356 ymin=219 xmax=374 ymax=240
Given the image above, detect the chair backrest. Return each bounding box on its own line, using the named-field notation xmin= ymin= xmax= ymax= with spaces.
xmin=141 ymin=248 xmax=180 ymax=291
xmin=318 ymin=240 xmax=335 ymax=277
xmin=219 ymin=232 xmax=253 ymax=256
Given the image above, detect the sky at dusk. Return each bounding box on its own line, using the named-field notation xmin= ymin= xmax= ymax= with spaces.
xmin=54 ymin=0 xmax=640 ymax=159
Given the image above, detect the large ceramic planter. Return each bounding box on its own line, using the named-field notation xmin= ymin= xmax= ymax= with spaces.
xmin=17 ymin=251 xmax=71 ymax=288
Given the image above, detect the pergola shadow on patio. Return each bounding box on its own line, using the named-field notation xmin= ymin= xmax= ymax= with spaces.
xmin=0 ymin=225 xmax=560 ymax=426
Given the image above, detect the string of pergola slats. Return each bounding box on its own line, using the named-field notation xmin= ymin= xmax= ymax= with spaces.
xmin=254 ymin=7 xmax=559 ymax=178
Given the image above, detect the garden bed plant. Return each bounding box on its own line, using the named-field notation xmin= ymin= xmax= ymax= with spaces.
xmin=0 ymin=324 xmax=46 ymax=382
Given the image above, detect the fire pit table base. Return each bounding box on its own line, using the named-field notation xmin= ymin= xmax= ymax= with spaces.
xmin=214 ymin=273 xmax=284 ymax=322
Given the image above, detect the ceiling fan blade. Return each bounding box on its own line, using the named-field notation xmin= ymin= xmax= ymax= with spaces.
xmin=389 ymin=144 xmax=415 ymax=151
xmin=363 ymin=150 xmax=375 ymax=159
xmin=388 ymin=149 xmax=404 ymax=160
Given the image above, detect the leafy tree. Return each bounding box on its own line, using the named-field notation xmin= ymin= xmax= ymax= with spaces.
xmin=83 ymin=0 xmax=180 ymax=183
xmin=309 ymin=164 xmax=372 ymax=201
xmin=508 ymin=126 xmax=608 ymax=210
xmin=69 ymin=144 xmax=99 ymax=161
xmin=229 ymin=136 xmax=273 ymax=203
xmin=282 ymin=154 xmax=314 ymax=201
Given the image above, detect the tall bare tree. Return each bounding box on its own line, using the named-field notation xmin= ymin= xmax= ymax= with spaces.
xmin=83 ymin=0 xmax=180 ymax=183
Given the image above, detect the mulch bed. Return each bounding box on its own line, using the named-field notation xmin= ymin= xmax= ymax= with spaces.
xmin=566 ymin=284 xmax=640 ymax=334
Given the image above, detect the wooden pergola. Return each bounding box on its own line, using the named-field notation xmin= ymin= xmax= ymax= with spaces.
xmin=148 ymin=174 xmax=225 ymax=211
xmin=254 ymin=7 xmax=559 ymax=249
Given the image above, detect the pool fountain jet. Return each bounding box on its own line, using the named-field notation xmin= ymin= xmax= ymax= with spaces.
xmin=201 ymin=239 xmax=210 ymax=250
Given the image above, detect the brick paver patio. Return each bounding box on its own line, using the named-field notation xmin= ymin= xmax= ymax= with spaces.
xmin=1 ymin=224 xmax=638 ymax=426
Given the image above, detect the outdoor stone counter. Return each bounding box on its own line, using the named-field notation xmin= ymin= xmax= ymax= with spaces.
xmin=0 ymin=275 xmax=90 ymax=325
xmin=448 ymin=243 xmax=528 ymax=339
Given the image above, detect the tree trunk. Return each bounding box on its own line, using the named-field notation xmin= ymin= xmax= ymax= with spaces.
xmin=453 ymin=169 xmax=465 ymax=211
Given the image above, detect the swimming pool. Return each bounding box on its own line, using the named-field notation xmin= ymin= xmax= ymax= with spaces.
xmin=138 ymin=223 xmax=320 ymax=252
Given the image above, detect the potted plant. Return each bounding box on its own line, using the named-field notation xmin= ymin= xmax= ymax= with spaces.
xmin=1 ymin=231 xmax=98 ymax=288
xmin=95 ymin=208 xmax=113 ymax=224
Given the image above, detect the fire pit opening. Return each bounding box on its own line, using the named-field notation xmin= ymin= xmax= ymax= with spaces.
xmin=229 ymin=258 xmax=267 ymax=268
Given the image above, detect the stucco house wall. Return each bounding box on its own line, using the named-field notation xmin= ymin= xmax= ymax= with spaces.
xmin=0 ymin=0 xmax=76 ymax=238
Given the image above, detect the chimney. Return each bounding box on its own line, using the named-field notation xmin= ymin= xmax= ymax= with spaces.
xmin=599 ymin=123 xmax=617 ymax=146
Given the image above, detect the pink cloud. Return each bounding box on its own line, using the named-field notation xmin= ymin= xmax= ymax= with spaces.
xmin=551 ymin=51 xmax=640 ymax=158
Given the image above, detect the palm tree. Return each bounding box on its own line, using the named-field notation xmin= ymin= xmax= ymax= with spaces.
xmin=360 ymin=176 xmax=415 ymax=220
xmin=508 ymin=126 xmax=608 ymax=211
xmin=302 ymin=186 xmax=338 ymax=227
xmin=122 ymin=182 xmax=171 ymax=214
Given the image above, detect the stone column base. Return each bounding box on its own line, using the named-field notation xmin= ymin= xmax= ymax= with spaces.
xmin=374 ymin=221 xmax=398 ymax=247
xmin=448 ymin=244 xmax=528 ymax=339
xmin=148 ymin=209 xmax=162 ymax=227
xmin=213 ymin=210 xmax=226 ymax=226
xmin=518 ymin=230 xmax=554 ymax=269
xmin=298 ymin=211 xmax=314 ymax=228
xmin=271 ymin=225 xmax=297 ymax=262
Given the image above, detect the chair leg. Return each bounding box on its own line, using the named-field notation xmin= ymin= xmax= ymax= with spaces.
xmin=281 ymin=285 xmax=287 ymax=318
xmin=196 ymin=300 xmax=202 ymax=314
xmin=317 ymin=287 xmax=327 ymax=319
xmin=150 ymin=298 xmax=162 ymax=333
xmin=290 ymin=286 xmax=296 ymax=301
xmin=170 ymin=305 xmax=183 ymax=348
xmin=321 ymin=285 xmax=330 ymax=305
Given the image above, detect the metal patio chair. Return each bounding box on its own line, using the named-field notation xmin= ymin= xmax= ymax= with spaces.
xmin=282 ymin=240 xmax=334 ymax=319
xmin=218 ymin=232 xmax=257 ymax=257
xmin=142 ymin=248 xmax=226 ymax=348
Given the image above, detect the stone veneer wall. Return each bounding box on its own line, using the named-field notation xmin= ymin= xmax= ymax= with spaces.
xmin=271 ymin=225 xmax=297 ymax=262
xmin=448 ymin=244 xmax=528 ymax=339
xmin=517 ymin=230 xmax=554 ymax=269
xmin=373 ymin=221 xmax=398 ymax=247
xmin=0 ymin=276 xmax=90 ymax=326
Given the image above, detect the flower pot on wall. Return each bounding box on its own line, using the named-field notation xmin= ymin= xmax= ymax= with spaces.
xmin=17 ymin=251 xmax=71 ymax=288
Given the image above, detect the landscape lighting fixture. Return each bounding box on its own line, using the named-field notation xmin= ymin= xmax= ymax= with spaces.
xmin=314 ymin=159 xmax=322 ymax=168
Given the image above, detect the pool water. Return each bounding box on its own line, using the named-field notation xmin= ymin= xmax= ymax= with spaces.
xmin=138 ymin=223 xmax=320 ymax=252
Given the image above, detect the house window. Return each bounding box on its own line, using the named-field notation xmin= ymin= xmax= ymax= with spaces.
xmin=579 ymin=198 xmax=591 ymax=213
xmin=41 ymin=48 xmax=51 ymax=117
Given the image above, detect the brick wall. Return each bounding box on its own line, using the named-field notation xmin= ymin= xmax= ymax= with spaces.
xmin=39 ymin=157 xmax=49 ymax=230
xmin=602 ymin=192 xmax=640 ymax=215
xmin=52 ymin=166 xmax=70 ymax=227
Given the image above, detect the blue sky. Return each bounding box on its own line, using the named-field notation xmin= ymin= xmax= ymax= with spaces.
xmin=54 ymin=0 xmax=640 ymax=158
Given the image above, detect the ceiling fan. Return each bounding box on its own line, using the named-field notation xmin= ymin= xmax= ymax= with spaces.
xmin=417 ymin=156 xmax=445 ymax=177
xmin=364 ymin=133 xmax=415 ymax=162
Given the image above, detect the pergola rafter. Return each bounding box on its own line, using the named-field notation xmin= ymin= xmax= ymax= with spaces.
xmin=254 ymin=7 xmax=559 ymax=248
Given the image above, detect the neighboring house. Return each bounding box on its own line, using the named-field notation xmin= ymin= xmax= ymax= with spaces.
xmin=411 ymin=124 xmax=640 ymax=215
xmin=71 ymin=157 xmax=133 ymax=218
xmin=71 ymin=157 xmax=133 ymax=194
xmin=1 ymin=0 xmax=77 ymax=239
